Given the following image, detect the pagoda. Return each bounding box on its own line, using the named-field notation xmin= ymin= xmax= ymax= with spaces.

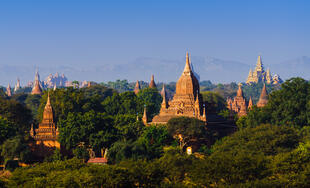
xmin=31 ymin=92 xmax=59 ymax=148
xmin=151 ymin=52 xmax=206 ymax=124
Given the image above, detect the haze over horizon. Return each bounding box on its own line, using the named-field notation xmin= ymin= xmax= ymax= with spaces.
xmin=1 ymin=0 xmax=310 ymax=85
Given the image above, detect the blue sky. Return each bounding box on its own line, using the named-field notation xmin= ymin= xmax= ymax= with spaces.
xmin=0 ymin=0 xmax=309 ymax=83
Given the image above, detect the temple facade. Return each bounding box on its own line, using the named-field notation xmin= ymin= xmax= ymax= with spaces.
xmin=246 ymin=56 xmax=282 ymax=85
xmin=31 ymin=93 xmax=60 ymax=149
xmin=151 ymin=52 xmax=206 ymax=124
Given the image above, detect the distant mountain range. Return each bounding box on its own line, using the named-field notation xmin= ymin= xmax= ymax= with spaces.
xmin=0 ymin=56 xmax=309 ymax=86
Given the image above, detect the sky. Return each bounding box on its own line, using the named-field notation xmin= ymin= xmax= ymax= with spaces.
xmin=0 ymin=0 xmax=310 ymax=83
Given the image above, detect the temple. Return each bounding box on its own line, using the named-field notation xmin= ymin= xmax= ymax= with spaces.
xmin=227 ymin=83 xmax=248 ymax=117
xmin=246 ymin=56 xmax=282 ymax=85
xmin=257 ymin=84 xmax=268 ymax=107
xmin=151 ymin=52 xmax=206 ymax=124
xmin=31 ymin=70 xmax=43 ymax=95
xmin=31 ymin=92 xmax=60 ymax=149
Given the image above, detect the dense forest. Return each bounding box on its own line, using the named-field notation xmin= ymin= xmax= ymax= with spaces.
xmin=0 ymin=77 xmax=309 ymax=187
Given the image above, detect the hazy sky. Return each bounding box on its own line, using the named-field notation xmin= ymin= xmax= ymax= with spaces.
xmin=1 ymin=0 xmax=309 ymax=68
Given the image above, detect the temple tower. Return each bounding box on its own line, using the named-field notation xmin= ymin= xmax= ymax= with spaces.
xmin=149 ymin=75 xmax=157 ymax=89
xmin=134 ymin=80 xmax=140 ymax=94
xmin=6 ymin=84 xmax=12 ymax=97
xmin=248 ymin=97 xmax=253 ymax=110
xmin=142 ymin=105 xmax=148 ymax=125
xmin=257 ymin=84 xmax=268 ymax=107
xmin=160 ymin=84 xmax=168 ymax=110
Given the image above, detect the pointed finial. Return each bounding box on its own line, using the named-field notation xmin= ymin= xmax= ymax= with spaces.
xmin=183 ymin=52 xmax=192 ymax=75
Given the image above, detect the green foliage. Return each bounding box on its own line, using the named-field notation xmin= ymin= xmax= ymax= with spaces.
xmin=1 ymin=136 xmax=32 ymax=164
xmin=201 ymin=91 xmax=226 ymax=113
xmin=167 ymin=117 xmax=206 ymax=150
xmin=239 ymin=78 xmax=310 ymax=129
xmin=24 ymin=94 xmax=41 ymax=121
xmin=0 ymin=97 xmax=32 ymax=134
xmin=102 ymin=91 xmax=143 ymax=116
xmin=137 ymin=125 xmax=173 ymax=159
xmin=0 ymin=117 xmax=16 ymax=145
xmin=114 ymin=114 xmax=144 ymax=141
xmin=58 ymin=111 xmax=117 ymax=152
xmin=137 ymin=88 xmax=162 ymax=119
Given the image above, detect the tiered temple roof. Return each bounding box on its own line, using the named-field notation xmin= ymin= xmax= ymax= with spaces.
xmin=151 ymin=52 xmax=206 ymax=124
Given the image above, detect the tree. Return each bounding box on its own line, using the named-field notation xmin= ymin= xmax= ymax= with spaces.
xmin=0 ymin=97 xmax=32 ymax=134
xmin=137 ymin=125 xmax=172 ymax=159
xmin=0 ymin=117 xmax=16 ymax=145
xmin=137 ymin=88 xmax=162 ymax=120
xmin=58 ymin=111 xmax=117 ymax=154
xmin=167 ymin=117 xmax=206 ymax=150
xmin=1 ymin=136 xmax=32 ymax=164
xmin=238 ymin=77 xmax=310 ymax=129
xmin=201 ymin=91 xmax=226 ymax=114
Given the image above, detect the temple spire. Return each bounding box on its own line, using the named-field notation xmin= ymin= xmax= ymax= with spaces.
xmin=142 ymin=105 xmax=148 ymax=125
xmin=248 ymin=97 xmax=253 ymax=109
xmin=161 ymin=84 xmax=168 ymax=109
xmin=255 ymin=55 xmax=264 ymax=72
xmin=134 ymin=80 xmax=140 ymax=94
xmin=257 ymin=84 xmax=268 ymax=107
xmin=183 ymin=52 xmax=192 ymax=75
xmin=6 ymin=84 xmax=12 ymax=97
xmin=237 ymin=83 xmax=243 ymax=97
xmin=32 ymin=70 xmax=43 ymax=95
xmin=149 ymin=75 xmax=157 ymax=89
